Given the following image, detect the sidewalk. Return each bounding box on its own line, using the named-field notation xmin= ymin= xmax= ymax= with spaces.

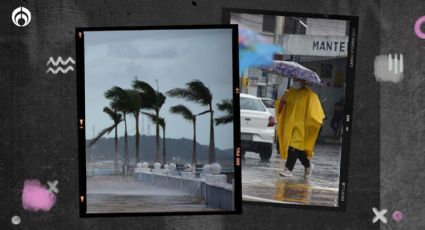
xmin=86 ymin=176 xmax=217 ymax=213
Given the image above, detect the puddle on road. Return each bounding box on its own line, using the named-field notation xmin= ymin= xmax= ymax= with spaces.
xmin=242 ymin=144 xmax=341 ymax=207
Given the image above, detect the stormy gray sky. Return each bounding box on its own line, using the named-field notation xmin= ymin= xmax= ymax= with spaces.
xmin=84 ymin=29 xmax=234 ymax=150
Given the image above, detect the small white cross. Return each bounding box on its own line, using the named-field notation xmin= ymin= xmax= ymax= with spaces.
xmin=372 ymin=207 xmax=387 ymax=224
xmin=47 ymin=180 xmax=59 ymax=194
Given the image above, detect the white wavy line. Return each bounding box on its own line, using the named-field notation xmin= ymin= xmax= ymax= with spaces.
xmin=46 ymin=57 xmax=75 ymax=66
xmin=46 ymin=66 xmax=74 ymax=74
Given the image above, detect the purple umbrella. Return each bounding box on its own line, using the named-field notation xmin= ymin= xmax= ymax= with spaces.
xmin=260 ymin=61 xmax=322 ymax=85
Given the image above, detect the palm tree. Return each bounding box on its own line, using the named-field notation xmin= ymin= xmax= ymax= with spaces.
xmin=105 ymin=87 xmax=141 ymax=168
xmin=158 ymin=117 xmax=166 ymax=164
xmin=215 ymin=99 xmax=233 ymax=126
xmin=166 ymin=80 xmax=216 ymax=163
xmin=143 ymin=113 xmax=166 ymax=164
xmin=127 ymin=89 xmax=143 ymax=164
xmin=170 ymin=105 xmax=197 ymax=165
xmin=88 ymin=107 xmax=122 ymax=174
xmin=133 ymin=80 xmax=166 ymax=163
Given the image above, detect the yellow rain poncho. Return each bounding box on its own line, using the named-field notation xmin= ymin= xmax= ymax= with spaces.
xmin=275 ymin=87 xmax=325 ymax=160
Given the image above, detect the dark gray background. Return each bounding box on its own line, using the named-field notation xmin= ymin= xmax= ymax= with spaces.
xmin=380 ymin=0 xmax=425 ymax=229
xmin=0 ymin=0 xmax=401 ymax=229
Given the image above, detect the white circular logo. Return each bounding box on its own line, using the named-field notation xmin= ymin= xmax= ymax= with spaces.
xmin=11 ymin=6 xmax=31 ymax=27
xmin=11 ymin=215 xmax=21 ymax=225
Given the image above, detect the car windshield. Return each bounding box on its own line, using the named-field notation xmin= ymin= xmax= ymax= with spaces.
xmin=241 ymin=97 xmax=266 ymax=112
xmin=261 ymin=99 xmax=274 ymax=109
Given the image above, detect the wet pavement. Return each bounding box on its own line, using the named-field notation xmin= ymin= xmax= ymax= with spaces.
xmin=242 ymin=143 xmax=341 ymax=207
xmin=86 ymin=176 xmax=220 ymax=213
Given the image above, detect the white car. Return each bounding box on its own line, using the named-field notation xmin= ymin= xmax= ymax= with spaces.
xmin=259 ymin=97 xmax=276 ymax=119
xmin=259 ymin=97 xmax=278 ymax=142
xmin=240 ymin=93 xmax=276 ymax=161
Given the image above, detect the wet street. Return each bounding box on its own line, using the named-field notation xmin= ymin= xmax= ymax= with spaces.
xmin=242 ymin=143 xmax=341 ymax=207
xmin=86 ymin=176 xmax=219 ymax=213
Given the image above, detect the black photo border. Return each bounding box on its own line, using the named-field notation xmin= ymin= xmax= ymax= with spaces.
xmin=76 ymin=24 xmax=242 ymax=217
xmin=222 ymin=8 xmax=359 ymax=211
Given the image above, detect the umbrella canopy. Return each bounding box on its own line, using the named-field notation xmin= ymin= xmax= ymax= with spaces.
xmin=238 ymin=26 xmax=283 ymax=76
xmin=260 ymin=60 xmax=322 ymax=85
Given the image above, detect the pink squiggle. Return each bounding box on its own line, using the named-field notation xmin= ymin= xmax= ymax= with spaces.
xmin=22 ymin=180 xmax=56 ymax=212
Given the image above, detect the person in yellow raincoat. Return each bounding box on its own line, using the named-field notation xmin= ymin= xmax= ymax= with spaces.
xmin=275 ymin=79 xmax=325 ymax=177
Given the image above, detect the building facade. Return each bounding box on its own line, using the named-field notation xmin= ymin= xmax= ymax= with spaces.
xmin=232 ymin=13 xmax=349 ymax=138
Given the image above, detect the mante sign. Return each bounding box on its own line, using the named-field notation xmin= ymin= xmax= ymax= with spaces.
xmin=280 ymin=34 xmax=348 ymax=57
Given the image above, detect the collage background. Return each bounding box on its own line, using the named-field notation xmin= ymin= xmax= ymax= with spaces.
xmin=1 ymin=0 xmax=416 ymax=229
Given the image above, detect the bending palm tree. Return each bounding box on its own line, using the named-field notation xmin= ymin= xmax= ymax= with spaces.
xmin=88 ymin=107 xmax=122 ymax=174
xmin=105 ymin=87 xmax=141 ymax=168
xmin=133 ymin=80 xmax=166 ymax=163
xmin=215 ymin=99 xmax=233 ymax=126
xmin=158 ymin=117 xmax=166 ymax=164
xmin=170 ymin=105 xmax=197 ymax=165
xmin=167 ymin=80 xmax=216 ymax=163
xmin=143 ymin=113 xmax=166 ymax=164
xmin=127 ymin=89 xmax=142 ymax=164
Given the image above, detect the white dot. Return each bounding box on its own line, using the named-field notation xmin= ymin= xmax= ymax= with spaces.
xmin=11 ymin=215 xmax=21 ymax=225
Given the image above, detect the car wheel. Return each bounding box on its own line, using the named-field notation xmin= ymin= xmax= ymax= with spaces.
xmin=259 ymin=144 xmax=272 ymax=161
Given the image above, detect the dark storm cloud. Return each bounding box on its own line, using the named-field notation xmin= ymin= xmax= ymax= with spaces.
xmin=107 ymin=43 xmax=181 ymax=59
